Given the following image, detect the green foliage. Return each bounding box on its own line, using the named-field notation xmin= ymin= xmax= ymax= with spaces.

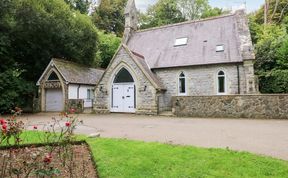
xmin=0 ymin=0 xmax=98 ymax=112
xmin=139 ymin=0 xmax=226 ymax=29
xmin=96 ymin=30 xmax=121 ymax=68
xmin=92 ymin=0 xmax=127 ymax=37
xmin=258 ymin=69 xmax=288 ymax=93
xmin=255 ymin=0 xmax=288 ymax=24
xmin=250 ymin=0 xmax=288 ymax=93
xmin=139 ymin=0 xmax=185 ymax=29
xmin=12 ymin=0 xmax=98 ymax=81
xmin=64 ymin=0 xmax=90 ymax=14
xmin=253 ymin=25 xmax=288 ymax=93
xmin=260 ymin=33 xmax=288 ymax=93
xmin=254 ymin=24 xmax=285 ymax=72
xmin=0 ymin=70 xmax=34 ymax=113
xmin=277 ymin=36 xmax=288 ymax=69
xmin=178 ymin=0 xmax=210 ymax=20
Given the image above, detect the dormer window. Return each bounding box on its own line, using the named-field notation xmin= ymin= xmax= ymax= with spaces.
xmin=174 ymin=37 xmax=188 ymax=47
xmin=216 ymin=45 xmax=224 ymax=52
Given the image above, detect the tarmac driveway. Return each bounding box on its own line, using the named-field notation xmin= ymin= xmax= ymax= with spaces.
xmin=19 ymin=113 xmax=288 ymax=160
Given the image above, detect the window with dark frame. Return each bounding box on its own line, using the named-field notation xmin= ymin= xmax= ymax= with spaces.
xmin=114 ymin=68 xmax=134 ymax=83
xmin=87 ymin=89 xmax=95 ymax=100
xmin=218 ymin=71 xmax=225 ymax=93
xmin=179 ymin=72 xmax=186 ymax=94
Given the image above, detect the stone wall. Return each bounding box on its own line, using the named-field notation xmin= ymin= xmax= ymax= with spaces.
xmin=172 ymin=95 xmax=288 ymax=119
xmin=67 ymin=99 xmax=84 ymax=113
xmin=154 ymin=63 xmax=248 ymax=111
xmin=94 ymin=46 xmax=159 ymax=115
xmin=39 ymin=66 xmax=67 ymax=112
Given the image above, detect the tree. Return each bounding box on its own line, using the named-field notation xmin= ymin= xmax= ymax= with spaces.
xmin=254 ymin=24 xmax=285 ymax=72
xmin=139 ymin=0 xmax=225 ymax=29
xmin=256 ymin=0 xmax=288 ymax=24
xmin=96 ymin=30 xmax=121 ymax=68
xmin=201 ymin=7 xmax=227 ymax=19
xmin=250 ymin=20 xmax=288 ymax=93
xmin=64 ymin=0 xmax=90 ymax=14
xmin=178 ymin=0 xmax=209 ymax=20
xmin=92 ymin=0 xmax=127 ymax=37
xmin=139 ymin=0 xmax=185 ymax=29
xmin=0 ymin=0 xmax=34 ymax=113
xmin=249 ymin=0 xmax=288 ymax=93
xmin=12 ymin=0 xmax=98 ymax=82
xmin=0 ymin=70 xmax=34 ymax=114
xmin=0 ymin=0 xmax=98 ymax=112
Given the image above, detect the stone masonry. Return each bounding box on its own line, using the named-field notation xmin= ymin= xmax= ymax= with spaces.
xmin=172 ymin=95 xmax=288 ymax=119
xmin=38 ymin=66 xmax=68 ymax=112
xmin=94 ymin=46 xmax=160 ymax=115
xmin=155 ymin=63 xmax=248 ymax=111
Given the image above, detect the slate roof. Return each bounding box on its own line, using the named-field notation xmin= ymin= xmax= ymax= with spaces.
xmin=37 ymin=59 xmax=104 ymax=85
xmin=127 ymin=10 xmax=255 ymax=69
xmin=129 ymin=50 xmax=166 ymax=90
xmin=123 ymin=45 xmax=166 ymax=90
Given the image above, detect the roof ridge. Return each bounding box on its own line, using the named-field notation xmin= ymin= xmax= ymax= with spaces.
xmin=136 ymin=13 xmax=235 ymax=33
xmin=52 ymin=58 xmax=105 ymax=71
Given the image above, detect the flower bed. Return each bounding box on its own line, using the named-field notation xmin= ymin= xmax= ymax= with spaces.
xmin=0 ymin=141 xmax=98 ymax=178
xmin=0 ymin=108 xmax=98 ymax=177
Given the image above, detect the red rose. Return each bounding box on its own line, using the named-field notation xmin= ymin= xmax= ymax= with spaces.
xmin=0 ymin=119 xmax=6 ymax=125
xmin=65 ymin=122 xmax=71 ymax=127
xmin=2 ymin=124 xmax=7 ymax=130
xmin=33 ymin=125 xmax=38 ymax=130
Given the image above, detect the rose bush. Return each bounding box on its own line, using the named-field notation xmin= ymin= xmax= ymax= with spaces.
xmin=0 ymin=107 xmax=87 ymax=177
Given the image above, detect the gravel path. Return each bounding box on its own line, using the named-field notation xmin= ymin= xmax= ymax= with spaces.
xmin=18 ymin=112 xmax=288 ymax=160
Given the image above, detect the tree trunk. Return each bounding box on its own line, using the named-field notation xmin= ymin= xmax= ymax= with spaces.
xmin=270 ymin=0 xmax=279 ymax=23
xmin=264 ymin=0 xmax=270 ymax=24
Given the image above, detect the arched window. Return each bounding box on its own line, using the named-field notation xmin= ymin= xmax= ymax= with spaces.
xmin=48 ymin=71 xmax=59 ymax=81
xmin=217 ymin=71 xmax=226 ymax=94
xmin=113 ymin=68 xmax=134 ymax=83
xmin=178 ymin=72 xmax=186 ymax=95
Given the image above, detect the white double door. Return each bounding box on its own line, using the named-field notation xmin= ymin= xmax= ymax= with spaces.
xmin=111 ymin=84 xmax=135 ymax=113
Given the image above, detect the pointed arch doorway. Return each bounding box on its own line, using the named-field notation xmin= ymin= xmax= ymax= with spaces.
xmin=111 ymin=68 xmax=136 ymax=113
xmin=45 ymin=71 xmax=64 ymax=112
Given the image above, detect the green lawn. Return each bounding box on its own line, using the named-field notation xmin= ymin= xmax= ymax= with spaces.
xmin=6 ymin=131 xmax=288 ymax=178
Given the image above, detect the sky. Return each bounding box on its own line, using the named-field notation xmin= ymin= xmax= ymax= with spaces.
xmin=135 ymin=0 xmax=265 ymax=13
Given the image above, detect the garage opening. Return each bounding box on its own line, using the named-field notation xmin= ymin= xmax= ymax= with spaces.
xmin=45 ymin=71 xmax=63 ymax=112
xmin=45 ymin=88 xmax=63 ymax=112
xmin=111 ymin=68 xmax=135 ymax=113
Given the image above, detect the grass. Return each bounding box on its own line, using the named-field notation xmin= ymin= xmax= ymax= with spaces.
xmin=4 ymin=131 xmax=288 ymax=178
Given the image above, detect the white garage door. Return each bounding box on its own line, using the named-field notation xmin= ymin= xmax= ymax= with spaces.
xmin=45 ymin=89 xmax=63 ymax=112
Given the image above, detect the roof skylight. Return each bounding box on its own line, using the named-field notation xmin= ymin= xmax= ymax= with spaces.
xmin=216 ymin=45 xmax=225 ymax=52
xmin=174 ymin=37 xmax=188 ymax=47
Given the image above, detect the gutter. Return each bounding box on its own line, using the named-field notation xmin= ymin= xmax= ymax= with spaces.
xmin=77 ymin=85 xmax=81 ymax=99
xmin=237 ymin=65 xmax=240 ymax=94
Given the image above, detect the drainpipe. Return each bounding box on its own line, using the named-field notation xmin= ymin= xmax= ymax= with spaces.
xmin=237 ymin=65 xmax=240 ymax=94
xmin=77 ymin=85 xmax=81 ymax=99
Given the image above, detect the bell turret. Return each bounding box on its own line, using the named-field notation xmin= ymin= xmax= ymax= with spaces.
xmin=122 ymin=0 xmax=138 ymax=44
